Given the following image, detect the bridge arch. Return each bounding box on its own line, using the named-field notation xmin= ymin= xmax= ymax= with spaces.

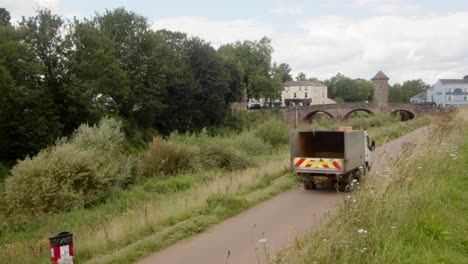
xmin=391 ymin=109 xmax=415 ymax=121
xmin=304 ymin=110 xmax=335 ymax=122
xmin=344 ymin=108 xmax=374 ymax=119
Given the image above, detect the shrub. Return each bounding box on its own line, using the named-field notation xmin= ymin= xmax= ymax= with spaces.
xmin=0 ymin=118 xmax=132 ymax=216
xmin=1 ymin=145 xmax=132 ymax=216
xmin=200 ymin=142 xmax=251 ymax=171
xmin=66 ymin=117 xmax=125 ymax=152
xmin=138 ymin=137 xmax=197 ymax=178
xmin=254 ymin=118 xmax=289 ymax=148
xmin=230 ymin=131 xmax=270 ymax=156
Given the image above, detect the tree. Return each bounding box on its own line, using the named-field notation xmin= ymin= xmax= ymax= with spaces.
xmin=273 ymin=63 xmax=292 ymax=83
xmin=355 ymin=79 xmax=372 ymax=102
xmin=389 ymin=79 xmax=427 ymax=103
xmin=0 ymin=8 xmax=11 ymax=27
xmin=324 ymin=73 xmax=373 ymax=102
xmin=0 ymin=19 xmax=63 ymax=162
xmin=464 ymin=75 xmax=468 ymax=80
xmin=66 ymin=19 xmax=129 ymax=120
xmin=186 ymin=37 xmax=230 ymax=128
xmin=324 ymin=73 xmax=347 ymax=99
xmin=218 ymin=37 xmax=279 ymax=101
xmin=296 ymin=72 xmax=306 ymax=81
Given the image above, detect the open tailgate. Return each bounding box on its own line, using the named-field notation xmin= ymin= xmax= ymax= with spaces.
xmin=292 ymin=157 xmax=344 ymax=174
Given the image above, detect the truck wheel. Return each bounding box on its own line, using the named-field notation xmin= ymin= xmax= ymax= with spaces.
xmin=335 ymin=181 xmax=348 ymax=192
xmin=303 ymin=181 xmax=317 ymax=190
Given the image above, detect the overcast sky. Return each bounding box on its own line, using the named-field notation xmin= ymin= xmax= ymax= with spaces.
xmin=3 ymin=0 xmax=468 ymax=84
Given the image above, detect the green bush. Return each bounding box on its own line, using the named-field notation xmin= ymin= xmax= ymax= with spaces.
xmin=230 ymin=131 xmax=270 ymax=156
xmin=200 ymin=142 xmax=251 ymax=171
xmin=138 ymin=137 xmax=197 ymax=178
xmin=0 ymin=118 xmax=132 ymax=216
xmin=65 ymin=117 xmax=125 ymax=152
xmin=254 ymin=118 xmax=289 ymax=148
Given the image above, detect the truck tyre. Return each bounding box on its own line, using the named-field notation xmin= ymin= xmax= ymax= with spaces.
xmin=336 ymin=173 xmax=352 ymax=192
xmin=303 ymin=181 xmax=317 ymax=190
xmin=336 ymin=181 xmax=348 ymax=192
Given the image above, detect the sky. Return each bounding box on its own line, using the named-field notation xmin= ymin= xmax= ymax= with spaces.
xmin=2 ymin=0 xmax=468 ymax=84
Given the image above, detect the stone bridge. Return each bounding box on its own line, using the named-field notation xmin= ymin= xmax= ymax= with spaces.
xmin=277 ymin=102 xmax=425 ymax=126
xmin=251 ymin=71 xmax=440 ymax=126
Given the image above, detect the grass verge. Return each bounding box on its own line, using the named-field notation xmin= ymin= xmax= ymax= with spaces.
xmin=274 ymin=109 xmax=468 ymax=264
xmin=0 ymin=114 xmax=433 ymax=263
xmin=0 ymin=153 xmax=295 ymax=264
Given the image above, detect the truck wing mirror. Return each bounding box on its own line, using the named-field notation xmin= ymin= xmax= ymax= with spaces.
xmin=371 ymin=141 xmax=376 ymax=151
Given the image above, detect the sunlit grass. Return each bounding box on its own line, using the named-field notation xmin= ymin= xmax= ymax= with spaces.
xmin=275 ymin=109 xmax=467 ymax=264
xmin=0 ymin=114 xmax=434 ymax=264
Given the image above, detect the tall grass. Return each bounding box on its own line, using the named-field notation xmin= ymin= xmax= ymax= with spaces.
xmin=275 ymin=109 xmax=467 ymax=264
xmin=0 ymin=113 xmax=434 ymax=263
xmin=0 ymin=155 xmax=292 ymax=264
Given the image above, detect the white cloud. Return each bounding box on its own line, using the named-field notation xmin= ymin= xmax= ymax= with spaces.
xmin=269 ymin=5 xmax=304 ymax=16
xmin=3 ymin=0 xmax=60 ymax=21
xmin=153 ymin=11 xmax=468 ymax=85
xmin=152 ymin=17 xmax=276 ymax=47
xmin=353 ymin=0 xmax=423 ymax=15
xmin=276 ymin=12 xmax=468 ymax=83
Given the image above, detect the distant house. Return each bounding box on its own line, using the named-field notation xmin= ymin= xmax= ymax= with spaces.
xmin=428 ymin=79 xmax=468 ymax=107
xmin=281 ymin=80 xmax=334 ymax=107
xmin=410 ymin=90 xmax=427 ymax=104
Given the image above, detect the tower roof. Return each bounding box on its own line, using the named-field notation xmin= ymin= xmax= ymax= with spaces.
xmin=371 ymin=71 xmax=389 ymax=80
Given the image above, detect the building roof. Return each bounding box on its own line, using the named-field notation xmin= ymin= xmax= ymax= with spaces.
xmin=410 ymin=91 xmax=427 ymax=99
xmin=439 ymin=79 xmax=468 ymax=85
xmin=371 ymin=71 xmax=389 ymax=80
xmin=283 ymin=80 xmax=326 ymax=87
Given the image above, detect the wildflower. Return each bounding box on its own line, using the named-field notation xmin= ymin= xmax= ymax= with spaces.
xmin=358 ymin=229 xmax=368 ymax=234
xmin=358 ymin=247 xmax=368 ymax=253
xmin=352 ymin=199 xmax=357 ymax=202
xmin=323 ymin=238 xmax=327 ymax=242
xmin=405 ymin=176 xmax=415 ymax=182
xmin=417 ymin=167 xmax=422 ymax=169
xmin=352 ymin=179 xmax=358 ymax=183
xmin=258 ymin=238 xmax=268 ymax=243
xmin=391 ymin=226 xmax=397 ymax=229
xmin=346 ymin=195 xmax=351 ymax=199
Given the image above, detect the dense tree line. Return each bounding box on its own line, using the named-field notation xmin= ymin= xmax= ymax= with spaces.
xmin=325 ymin=73 xmax=372 ymax=103
xmin=388 ymin=80 xmax=429 ymax=103
xmin=0 ymin=8 xmax=283 ymax=164
xmin=324 ymin=73 xmax=429 ymax=104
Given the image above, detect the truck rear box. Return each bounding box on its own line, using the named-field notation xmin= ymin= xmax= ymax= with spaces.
xmin=290 ymin=130 xmax=366 ymax=174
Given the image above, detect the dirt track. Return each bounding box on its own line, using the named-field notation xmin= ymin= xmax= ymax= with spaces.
xmin=136 ymin=127 xmax=430 ymax=264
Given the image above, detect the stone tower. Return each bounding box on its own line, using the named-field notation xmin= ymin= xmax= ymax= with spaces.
xmin=371 ymin=71 xmax=389 ymax=107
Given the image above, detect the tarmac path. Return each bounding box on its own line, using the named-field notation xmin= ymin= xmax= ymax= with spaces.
xmin=136 ymin=126 xmax=429 ymax=264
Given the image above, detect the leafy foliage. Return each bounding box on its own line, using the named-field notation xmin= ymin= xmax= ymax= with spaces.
xmin=389 ymin=79 xmax=429 ymax=103
xmin=255 ymin=118 xmax=289 ymax=148
xmin=0 ymin=118 xmax=132 ymax=216
xmin=325 ymin=73 xmax=372 ymax=102
xmin=138 ymin=137 xmax=196 ymax=178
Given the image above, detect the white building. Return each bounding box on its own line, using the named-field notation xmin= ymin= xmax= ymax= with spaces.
xmin=281 ymin=80 xmax=335 ymax=107
xmin=428 ymin=79 xmax=468 ymax=107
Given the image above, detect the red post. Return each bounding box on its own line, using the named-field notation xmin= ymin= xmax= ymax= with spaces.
xmin=49 ymin=232 xmax=74 ymax=264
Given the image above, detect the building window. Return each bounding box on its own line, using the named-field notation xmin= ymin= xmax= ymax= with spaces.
xmin=448 ymin=94 xmax=453 ymax=101
xmin=305 ymin=87 xmax=308 ymax=91
xmin=305 ymin=92 xmax=308 ymax=98
xmin=294 ymin=92 xmax=296 ymax=98
xmin=299 ymin=87 xmax=302 ymax=91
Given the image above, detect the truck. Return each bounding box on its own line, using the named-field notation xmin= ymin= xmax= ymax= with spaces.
xmin=290 ymin=128 xmax=375 ymax=191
